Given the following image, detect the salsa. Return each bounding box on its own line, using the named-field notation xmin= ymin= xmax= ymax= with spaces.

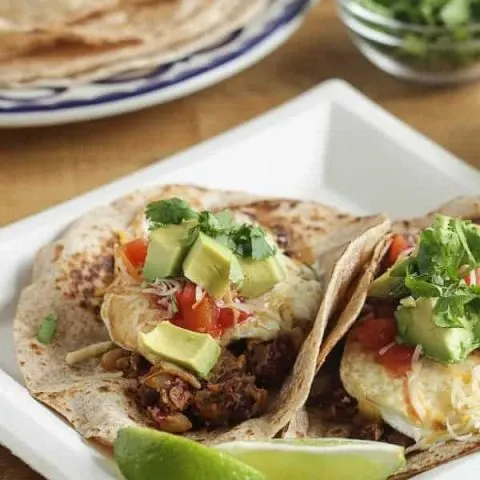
xmin=353 ymin=316 xmax=414 ymax=377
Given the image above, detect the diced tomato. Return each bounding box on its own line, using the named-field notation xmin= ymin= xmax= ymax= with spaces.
xmin=385 ymin=235 xmax=411 ymax=268
xmin=353 ymin=317 xmax=397 ymax=351
xmin=173 ymin=283 xmax=220 ymax=336
xmin=377 ymin=344 xmax=415 ymax=377
xmin=218 ymin=308 xmax=250 ymax=330
xmin=123 ymin=238 xmax=148 ymax=269
xmin=464 ymin=268 xmax=480 ymax=286
xmin=117 ymin=245 xmax=141 ymax=281
xmin=171 ymin=283 xmax=251 ymax=337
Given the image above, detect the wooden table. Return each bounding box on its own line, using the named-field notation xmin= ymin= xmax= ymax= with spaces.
xmin=1 ymin=0 xmax=480 ymax=477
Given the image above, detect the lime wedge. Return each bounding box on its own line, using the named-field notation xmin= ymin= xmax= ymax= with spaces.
xmin=215 ymin=438 xmax=406 ymax=480
xmin=114 ymin=427 xmax=265 ymax=480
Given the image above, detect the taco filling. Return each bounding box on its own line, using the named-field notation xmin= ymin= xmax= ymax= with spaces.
xmin=313 ymin=215 xmax=480 ymax=451
xmin=87 ymin=198 xmax=324 ymax=433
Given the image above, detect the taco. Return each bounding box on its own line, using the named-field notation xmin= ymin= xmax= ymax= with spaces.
xmin=301 ymin=196 xmax=480 ymax=478
xmin=14 ymin=184 xmax=389 ymax=447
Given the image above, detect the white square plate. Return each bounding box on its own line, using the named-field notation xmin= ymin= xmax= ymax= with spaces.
xmin=1 ymin=79 xmax=480 ymax=480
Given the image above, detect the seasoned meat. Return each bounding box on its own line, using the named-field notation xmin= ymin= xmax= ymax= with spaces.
xmin=107 ymin=350 xmax=151 ymax=378
xmin=189 ymin=349 xmax=268 ymax=426
xmin=209 ymin=349 xmax=248 ymax=383
xmin=192 ymin=375 xmax=268 ymax=427
xmin=246 ymin=330 xmax=303 ymax=389
xmin=351 ymin=421 xmax=384 ymax=441
xmin=135 ymin=384 xmax=159 ymax=408
xmin=143 ymin=374 xmax=193 ymax=415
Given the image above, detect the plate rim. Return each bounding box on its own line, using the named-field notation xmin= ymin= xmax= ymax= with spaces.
xmin=0 ymin=0 xmax=314 ymax=128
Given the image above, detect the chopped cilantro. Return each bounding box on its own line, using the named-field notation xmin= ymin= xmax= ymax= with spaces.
xmin=394 ymin=215 xmax=480 ymax=328
xmin=353 ymin=0 xmax=480 ymax=76
xmin=229 ymin=224 xmax=276 ymax=260
xmin=36 ymin=313 xmax=58 ymax=345
xmin=145 ymin=198 xmax=198 ymax=229
xmin=147 ymin=199 xmax=275 ymax=261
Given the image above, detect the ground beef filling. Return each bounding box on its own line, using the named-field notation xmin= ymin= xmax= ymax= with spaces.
xmin=123 ymin=331 xmax=301 ymax=432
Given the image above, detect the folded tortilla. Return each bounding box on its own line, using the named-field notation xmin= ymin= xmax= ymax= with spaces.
xmin=14 ymin=184 xmax=389 ymax=446
xmin=0 ymin=0 xmax=268 ymax=86
xmin=294 ymin=196 xmax=480 ymax=479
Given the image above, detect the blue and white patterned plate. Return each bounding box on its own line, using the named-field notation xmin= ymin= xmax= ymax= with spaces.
xmin=0 ymin=0 xmax=314 ymax=127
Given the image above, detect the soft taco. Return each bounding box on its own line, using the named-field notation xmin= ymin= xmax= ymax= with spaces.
xmin=14 ymin=184 xmax=389 ymax=447
xmin=301 ymin=196 xmax=480 ymax=478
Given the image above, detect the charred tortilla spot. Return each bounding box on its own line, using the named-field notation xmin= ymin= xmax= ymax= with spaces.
xmin=272 ymin=224 xmax=290 ymax=250
xmin=59 ymin=240 xmax=115 ymax=310
xmin=53 ymin=244 xmax=64 ymax=262
xmin=30 ymin=342 xmax=41 ymax=355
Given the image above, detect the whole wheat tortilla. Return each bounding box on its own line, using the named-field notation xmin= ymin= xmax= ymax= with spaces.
xmin=0 ymin=0 xmax=156 ymax=32
xmin=297 ymin=196 xmax=480 ymax=479
xmin=0 ymin=0 xmax=202 ymax=61
xmin=15 ymin=183 xmax=389 ymax=446
xmin=0 ymin=0 xmax=268 ymax=86
xmin=393 ymin=196 xmax=480 ymax=234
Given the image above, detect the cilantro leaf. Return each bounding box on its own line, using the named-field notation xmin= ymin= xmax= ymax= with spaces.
xmin=183 ymin=210 xmax=235 ymax=248
xmin=145 ymin=198 xmax=198 ymax=229
xmin=229 ymin=224 xmax=276 ymax=260
xmin=392 ymin=215 xmax=480 ymax=329
xmin=37 ymin=313 xmax=58 ymax=345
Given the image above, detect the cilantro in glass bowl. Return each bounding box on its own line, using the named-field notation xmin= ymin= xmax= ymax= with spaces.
xmin=337 ymin=0 xmax=480 ymax=84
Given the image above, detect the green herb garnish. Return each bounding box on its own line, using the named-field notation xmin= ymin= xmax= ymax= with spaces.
xmin=394 ymin=215 xmax=480 ymax=328
xmin=146 ymin=199 xmax=275 ymax=261
xmin=229 ymin=224 xmax=276 ymax=260
xmin=354 ymin=0 xmax=480 ymax=75
xmin=146 ymin=198 xmax=198 ymax=229
xmin=356 ymin=0 xmax=476 ymax=27
xmin=36 ymin=313 xmax=58 ymax=345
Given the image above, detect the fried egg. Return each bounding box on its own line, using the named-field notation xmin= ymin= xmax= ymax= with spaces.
xmin=341 ymin=335 xmax=480 ymax=447
xmin=104 ymin=212 xmax=323 ymax=352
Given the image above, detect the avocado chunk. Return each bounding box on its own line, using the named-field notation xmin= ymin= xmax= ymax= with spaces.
xmin=143 ymin=221 xmax=195 ymax=282
xmin=368 ymin=268 xmax=404 ymax=298
xmin=239 ymin=253 xmax=286 ymax=298
xmin=396 ymin=297 xmax=476 ymax=363
xmin=139 ymin=322 xmax=221 ymax=378
xmin=182 ymin=232 xmax=243 ymax=299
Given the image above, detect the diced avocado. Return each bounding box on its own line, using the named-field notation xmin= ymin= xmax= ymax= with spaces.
xmin=239 ymin=253 xmax=286 ymax=298
xmin=182 ymin=232 xmax=243 ymax=299
xmin=368 ymin=269 xmax=404 ymax=298
xmin=396 ymin=297 xmax=476 ymax=363
xmin=368 ymin=257 xmax=412 ymax=298
xmin=138 ymin=322 xmax=221 ymax=378
xmin=143 ymin=221 xmax=195 ymax=282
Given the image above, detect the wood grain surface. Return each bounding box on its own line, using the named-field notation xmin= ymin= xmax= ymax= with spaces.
xmin=1 ymin=0 xmax=480 ymax=478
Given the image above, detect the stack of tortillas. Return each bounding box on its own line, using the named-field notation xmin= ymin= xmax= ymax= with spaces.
xmin=0 ymin=0 xmax=268 ymax=87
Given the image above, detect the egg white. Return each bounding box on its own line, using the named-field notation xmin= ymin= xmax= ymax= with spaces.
xmin=341 ymin=335 xmax=480 ymax=447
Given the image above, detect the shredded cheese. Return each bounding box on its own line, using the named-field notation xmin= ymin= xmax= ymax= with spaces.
xmin=192 ymin=285 xmax=205 ymax=309
xmin=411 ymin=344 xmax=423 ymax=366
xmin=378 ymin=342 xmax=395 ymax=356
xmin=65 ymin=341 xmax=115 ymax=366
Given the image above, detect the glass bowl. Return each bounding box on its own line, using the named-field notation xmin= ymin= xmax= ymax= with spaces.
xmin=337 ymin=0 xmax=480 ymax=85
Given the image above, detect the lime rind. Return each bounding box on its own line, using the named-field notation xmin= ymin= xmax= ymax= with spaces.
xmin=216 ymin=438 xmax=406 ymax=480
xmin=114 ymin=427 xmax=265 ymax=480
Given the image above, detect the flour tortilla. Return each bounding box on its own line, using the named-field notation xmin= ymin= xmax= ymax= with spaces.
xmin=0 ymin=1 xmax=203 ymax=61
xmin=0 ymin=0 xmax=267 ymax=86
xmin=295 ymin=196 xmax=480 ymax=479
xmin=15 ymin=183 xmax=389 ymax=446
xmin=0 ymin=0 xmax=127 ymax=31
xmin=393 ymin=196 xmax=480 ymax=234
